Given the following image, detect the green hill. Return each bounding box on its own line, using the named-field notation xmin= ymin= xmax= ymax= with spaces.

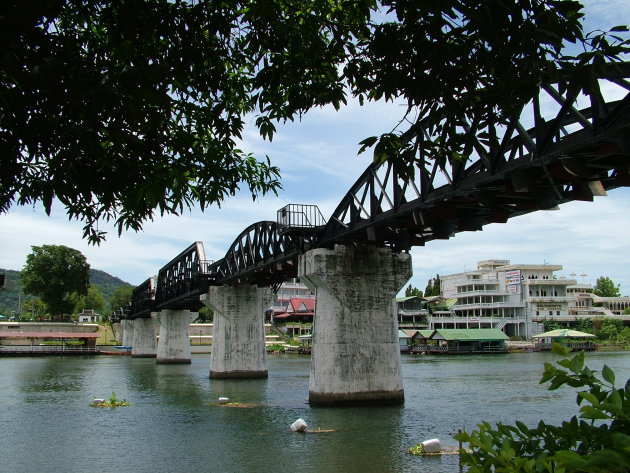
xmin=0 ymin=267 xmax=132 ymax=317
xmin=89 ymin=269 xmax=133 ymax=303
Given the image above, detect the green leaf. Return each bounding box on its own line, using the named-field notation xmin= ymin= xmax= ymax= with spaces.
xmin=577 ymin=391 xmax=600 ymax=406
xmin=579 ymin=405 xmax=611 ymax=420
xmin=568 ymin=351 xmax=585 ymax=374
xmin=357 ymin=136 xmax=378 ymax=155
xmin=552 ymin=343 xmax=571 ymax=356
xmin=603 ymin=364 xmax=616 ymax=385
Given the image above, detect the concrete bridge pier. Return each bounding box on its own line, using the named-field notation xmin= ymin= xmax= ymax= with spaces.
xmin=121 ymin=319 xmax=135 ymax=348
xmin=201 ymin=285 xmax=271 ymax=379
xmin=298 ymin=244 xmax=412 ymax=406
xmin=131 ymin=315 xmax=157 ymax=358
xmin=155 ymin=309 xmax=197 ymax=364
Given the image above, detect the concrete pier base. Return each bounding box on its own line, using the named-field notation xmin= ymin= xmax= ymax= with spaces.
xmin=202 ymin=285 xmax=271 ymax=379
xmin=299 ymin=245 xmax=412 ymax=406
xmin=155 ymin=310 xmax=197 ymax=364
xmin=131 ymin=316 xmax=157 ymax=358
xmin=121 ymin=319 xmax=134 ymax=348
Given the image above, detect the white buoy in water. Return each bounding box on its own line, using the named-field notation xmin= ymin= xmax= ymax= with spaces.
xmin=421 ymin=438 xmax=441 ymax=453
xmin=290 ymin=418 xmax=308 ymax=432
xmin=218 ymin=397 xmax=229 ymax=404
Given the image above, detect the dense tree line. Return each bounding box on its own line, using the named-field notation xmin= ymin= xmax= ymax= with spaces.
xmin=0 ymin=247 xmax=133 ymax=319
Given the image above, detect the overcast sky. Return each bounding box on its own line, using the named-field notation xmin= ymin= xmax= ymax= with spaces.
xmin=2 ymin=1 xmax=629 ymax=295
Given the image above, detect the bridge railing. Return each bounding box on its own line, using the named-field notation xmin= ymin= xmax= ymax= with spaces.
xmin=277 ymin=204 xmax=326 ymax=229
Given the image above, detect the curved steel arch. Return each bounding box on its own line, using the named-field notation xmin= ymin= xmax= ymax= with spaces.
xmin=207 ymin=220 xmax=318 ymax=286
xmin=319 ymin=63 xmax=630 ymax=248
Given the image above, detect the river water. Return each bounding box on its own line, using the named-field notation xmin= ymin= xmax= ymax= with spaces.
xmin=1 ymin=351 xmax=629 ymax=473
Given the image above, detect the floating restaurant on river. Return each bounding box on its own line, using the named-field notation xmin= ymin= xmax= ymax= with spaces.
xmin=532 ymin=329 xmax=596 ymax=352
xmin=408 ymin=328 xmax=509 ymax=354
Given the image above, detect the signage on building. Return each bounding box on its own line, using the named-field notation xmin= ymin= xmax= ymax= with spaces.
xmin=505 ymin=270 xmax=521 ymax=286
xmin=536 ymin=303 xmax=561 ymax=311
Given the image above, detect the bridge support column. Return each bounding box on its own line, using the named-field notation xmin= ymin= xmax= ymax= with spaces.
xmin=131 ymin=315 xmax=157 ymax=358
xmin=155 ymin=310 xmax=196 ymax=364
xmin=201 ymin=285 xmax=271 ymax=379
xmin=121 ymin=319 xmax=134 ymax=348
xmin=298 ymin=244 xmax=412 ymax=406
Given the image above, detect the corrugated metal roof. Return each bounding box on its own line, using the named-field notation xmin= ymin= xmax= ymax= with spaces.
xmin=431 ymin=329 xmax=508 ymax=341
xmin=0 ymin=331 xmax=101 ymax=339
xmin=396 ymin=296 xmax=425 ymax=302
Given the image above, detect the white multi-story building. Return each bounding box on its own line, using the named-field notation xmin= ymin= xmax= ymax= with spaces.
xmin=565 ymin=284 xmax=630 ymax=318
xmin=437 ymin=259 xmax=630 ymax=339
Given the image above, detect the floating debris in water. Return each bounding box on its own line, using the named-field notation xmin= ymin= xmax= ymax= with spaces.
xmin=89 ymin=392 xmax=130 ymax=407
xmin=290 ymin=418 xmax=308 ymax=432
xmin=408 ymin=444 xmax=464 ymax=456
xmin=209 ymin=402 xmax=261 ymax=408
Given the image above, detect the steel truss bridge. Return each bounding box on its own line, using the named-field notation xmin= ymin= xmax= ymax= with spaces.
xmin=128 ymin=62 xmax=630 ymax=319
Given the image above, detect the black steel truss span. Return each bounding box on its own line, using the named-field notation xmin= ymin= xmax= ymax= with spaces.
xmin=129 ymin=277 xmax=156 ymax=319
xmin=319 ymin=63 xmax=630 ymax=249
xmin=127 ymin=62 xmax=630 ymax=318
xmin=206 ymin=220 xmax=318 ymax=287
xmin=153 ymin=241 xmax=210 ymax=311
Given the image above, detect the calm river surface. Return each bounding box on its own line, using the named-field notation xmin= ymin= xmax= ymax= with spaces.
xmin=1 ymin=351 xmax=629 ymax=473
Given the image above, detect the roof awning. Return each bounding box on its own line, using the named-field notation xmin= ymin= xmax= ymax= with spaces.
xmin=0 ymin=331 xmax=101 ymax=339
xmin=532 ymin=329 xmax=596 ymax=339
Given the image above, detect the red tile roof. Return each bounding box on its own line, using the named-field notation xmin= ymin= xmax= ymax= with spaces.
xmin=287 ymin=298 xmax=316 ymax=312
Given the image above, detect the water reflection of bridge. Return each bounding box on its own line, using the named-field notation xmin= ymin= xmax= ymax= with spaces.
xmin=122 ymin=62 xmax=630 ymax=405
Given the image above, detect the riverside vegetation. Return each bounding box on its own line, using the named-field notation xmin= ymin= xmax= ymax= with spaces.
xmin=456 ymin=344 xmax=630 ymax=472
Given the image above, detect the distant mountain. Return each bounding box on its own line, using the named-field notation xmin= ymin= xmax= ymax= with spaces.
xmin=90 ymin=269 xmax=133 ymax=302
xmin=0 ymin=267 xmax=132 ymax=315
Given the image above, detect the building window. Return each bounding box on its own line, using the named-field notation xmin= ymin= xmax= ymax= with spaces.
xmin=557 ymin=311 xmax=560 ymax=315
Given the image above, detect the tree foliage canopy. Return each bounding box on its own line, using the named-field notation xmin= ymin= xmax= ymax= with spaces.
xmin=109 ymin=284 xmax=133 ymax=312
xmin=424 ymin=274 xmax=441 ymax=297
xmin=593 ymin=276 xmax=621 ymax=298
xmin=2 ymin=1 xmax=628 ymax=243
xmin=70 ymin=284 xmax=107 ymax=315
xmin=404 ymin=284 xmax=423 ymax=297
xmin=20 ymin=244 xmax=90 ymax=315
